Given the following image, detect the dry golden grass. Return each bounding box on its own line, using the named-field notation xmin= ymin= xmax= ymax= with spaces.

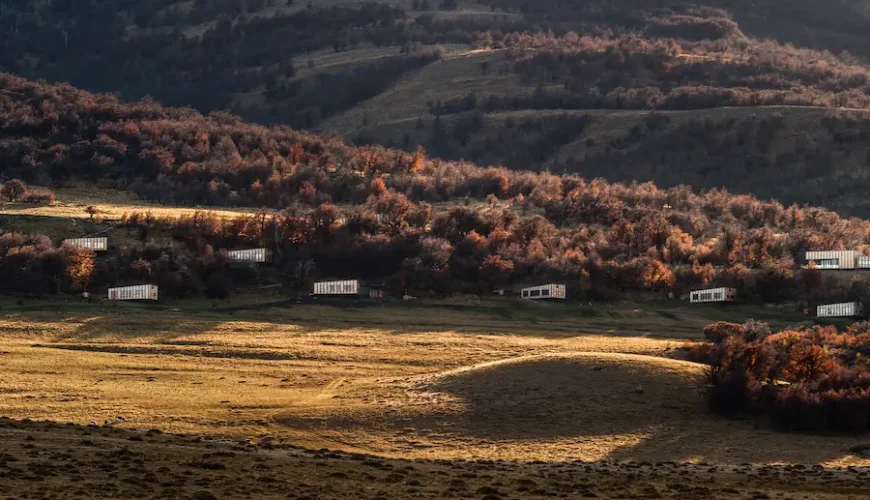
xmin=320 ymin=48 xmax=520 ymax=134
xmin=2 ymin=419 xmax=866 ymax=500
xmin=0 ymin=301 xmax=867 ymax=467
xmin=0 ymin=187 xmax=265 ymax=222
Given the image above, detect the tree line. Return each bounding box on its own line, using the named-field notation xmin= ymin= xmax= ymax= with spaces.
xmin=5 ymin=74 xmax=870 ymax=301
xmin=465 ymin=31 xmax=870 ymax=113
xmin=700 ymin=320 xmax=870 ymax=433
xmin=478 ymin=0 xmax=870 ymax=60
xmin=0 ymin=0 xmax=530 ymax=126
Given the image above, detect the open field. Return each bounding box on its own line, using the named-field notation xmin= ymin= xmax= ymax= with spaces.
xmin=1 ymin=297 xmax=868 ymax=468
xmin=0 ymin=188 xmax=265 ymax=222
xmin=319 ymin=48 xmax=519 ymax=134
xmin=354 ymin=103 xmax=862 ymax=165
xmin=0 ymin=188 xmax=515 ymax=243
xmin=2 ymin=419 xmax=869 ymax=500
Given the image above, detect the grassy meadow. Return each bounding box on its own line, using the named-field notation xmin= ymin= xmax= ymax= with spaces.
xmin=1 ymin=295 xmax=867 ymax=466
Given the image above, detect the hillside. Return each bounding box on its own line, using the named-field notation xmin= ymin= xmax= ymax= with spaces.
xmin=6 ymin=74 xmax=870 ymax=306
xmin=4 ymin=0 xmax=870 ymax=214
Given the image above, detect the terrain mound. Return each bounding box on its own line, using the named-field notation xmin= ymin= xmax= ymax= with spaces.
xmin=413 ymin=353 xmax=707 ymax=439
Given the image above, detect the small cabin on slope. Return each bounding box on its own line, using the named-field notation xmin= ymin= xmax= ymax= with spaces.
xmin=689 ymin=287 xmax=736 ymax=304
xmin=62 ymin=237 xmax=108 ymax=252
xmin=108 ymin=284 xmax=158 ymax=301
xmin=817 ymin=302 xmax=863 ymax=318
xmin=520 ymin=284 xmax=566 ymax=300
xmin=227 ymin=248 xmax=271 ymax=263
xmin=313 ymin=280 xmax=362 ymax=297
xmin=805 ymin=250 xmax=870 ymax=270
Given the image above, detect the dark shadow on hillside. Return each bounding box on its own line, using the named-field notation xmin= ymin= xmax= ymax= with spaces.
xmin=408 ymin=355 xmax=867 ymax=464
xmin=1 ymin=297 xmax=226 ymax=342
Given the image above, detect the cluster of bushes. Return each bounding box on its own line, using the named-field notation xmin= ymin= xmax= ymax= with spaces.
xmin=6 ymin=73 xmax=870 ymax=301
xmin=0 ymin=233 xmax=96 ymax=295
xmin=703 ymin=320 xmax=870 ymax=433
xmin=470 ymin=31 xmax=870 ymax=112
xmin=0 ymin=228 xmax=264 ymax=300
xmin=113 ymin=177 xmax=870 ymax=304
xmin=0 ymin=179 xmax=55 ymax=204
xmin=480 ymin=0 xmax=870 ymax=60
xmin=0 ymin=0 xmax=532 ymax=126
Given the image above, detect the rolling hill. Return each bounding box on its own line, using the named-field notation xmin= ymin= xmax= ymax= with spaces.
xmin=0 ymin=0 xmax=870 ymax=215
xmin=4 ymin=0 xmax=870 ymax=215
xmin=5 ymin=72 xmax=870 ymax=306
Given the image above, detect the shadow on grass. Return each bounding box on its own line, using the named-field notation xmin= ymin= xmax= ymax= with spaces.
xmin=1 ymin=294 xmax=813 ymax=343
xmin=377 ymin=354 xmax=866 ymax=464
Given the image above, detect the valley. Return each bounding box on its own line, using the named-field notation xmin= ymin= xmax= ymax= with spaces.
xmin=0 ymin=298 xmax=862 ymax=466
xmin=3 ymin=1 xmax=870 ymax=497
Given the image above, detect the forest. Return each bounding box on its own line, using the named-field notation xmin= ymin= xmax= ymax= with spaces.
xmin=4 ymin=0 xmax=870 ymax=220
xmin=470 ymin=31 xmax=870 ymax=112
xmin=479 ymin=0 xmax=870 ymax=59
xmin=4 ymin=74 xmax=870 ymax=303
xmin=701 ymin=320 xmax=870 ymax=433
xmin=3 ymin=0 xmax=870 ymax=127
xmin=0 ymin=0 xmax=519 ymax=123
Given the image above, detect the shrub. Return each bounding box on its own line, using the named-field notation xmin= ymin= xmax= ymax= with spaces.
xmin=19 ymin=187 xmax=56 ymax=204
xmin=1 ymin=179 xmax=26 ymax=201
xmin=704 ymin=320 xmax=870 ymax=433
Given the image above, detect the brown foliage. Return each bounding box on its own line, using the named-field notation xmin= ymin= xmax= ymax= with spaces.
xmin=1 ymin=179 xmax=26 ymax=202
xmin=705 ymin=320 xmax=870 ymax=432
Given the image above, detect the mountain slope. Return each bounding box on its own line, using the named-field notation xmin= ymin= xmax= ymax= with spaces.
xmin=7 ymin=73 xmax=870 ymax=305
xmin=3 ymin=0 xmax=870 ymax=216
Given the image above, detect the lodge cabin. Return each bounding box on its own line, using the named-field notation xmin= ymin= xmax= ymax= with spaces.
xmin=689 ymin=287 xmax=737 ymax=304
xmin=107 ymin=284 xmax=158 ymax=301
xmin=520 ymin=283 xmax=566 ymax=300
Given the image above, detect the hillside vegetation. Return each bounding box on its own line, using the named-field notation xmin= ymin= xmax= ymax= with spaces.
xmin=701 ymin=320 xmax=870 ymax=433
xmin=4 ymin=0 xmax=870 ymax=214
xmin=5 ymin=74 xmax=870 ymax=305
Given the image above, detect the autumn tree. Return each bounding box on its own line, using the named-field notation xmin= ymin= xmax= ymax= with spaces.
xmin=65 ymin=248 xmax=95 ymax=292
xmin=478 ymin=254 xmax=515 ymax=293
xmin=409 ymin=146 xmax=426 ymax=173
xmin=1 ymin=179 xmax=26 ymax=202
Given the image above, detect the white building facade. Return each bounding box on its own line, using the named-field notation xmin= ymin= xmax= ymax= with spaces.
xmin=689 ymin=287 xmax=737 ymax=304
xmin=107 ymin=284 xmax=158 ymax=301
xmin=227 ymin=248 xmax=271 ymax=263
xmin=63 ymin=237 xmax=108 ymax=251
xmin=817 ymin=302 xmax=863 ymax=318
xmin=313 ymin=280 xmax=361 ymax=296
xmin=805 ymin=250 xmax=870 ymax=270
xmin=520 ymin=284 xmax=567 ymax=300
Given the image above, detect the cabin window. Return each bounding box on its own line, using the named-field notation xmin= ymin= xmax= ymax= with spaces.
xmin=522 ymin=291 xmax=529 ymax=297
xmin=530 ymin=290 xmax=541 ymax=297
xmin=815 ymin=258 xmax=839 ymax=269
xmin=344 ymin=284 xmax=353 ymax=292
xmin=542 ymin=289 xmax=550 ymax=296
